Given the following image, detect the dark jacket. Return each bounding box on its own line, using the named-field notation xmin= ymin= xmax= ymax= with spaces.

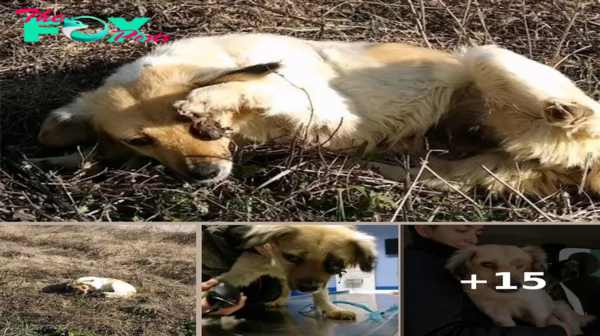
xmin=404 ymin=235 xmax=567 ymax=336
xmin=201 ymin=225 xmax=253 ymax=282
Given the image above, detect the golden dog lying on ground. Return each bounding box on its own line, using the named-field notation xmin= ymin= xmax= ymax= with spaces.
xmin=67 ymin=276 xmax=137 ymax=298
xmin=209 ymin=225 xmax=377 ymax=320
xmin=31 ymin=33 xmax=600 ymax=195
xmin=447 ymin=245 xmax=594 ymax=335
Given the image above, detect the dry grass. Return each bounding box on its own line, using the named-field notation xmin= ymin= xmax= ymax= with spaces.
xmin=0 ymin=225 xmax=196 ymax=336
xmin=1 ymin=0 xmax=600 ymax=222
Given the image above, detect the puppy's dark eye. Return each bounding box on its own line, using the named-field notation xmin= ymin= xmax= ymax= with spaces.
xmin=481 ymin=262 xmax=495 ymax=268
xmin=283 ymin=253 xmax=301 ymax=263
xmin=124 ymin=136 xmax=154 ymax=147
xmin=326 ymin=260 xmax=345 ymax=274
xmin=330 ymin=260 xmax=344 ymax=268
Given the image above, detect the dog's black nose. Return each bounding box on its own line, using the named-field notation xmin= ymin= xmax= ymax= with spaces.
xmin=188 ymin=163 xmax=220 ymax=180
xmin=296 ymin=281 xmax=320 ymax=293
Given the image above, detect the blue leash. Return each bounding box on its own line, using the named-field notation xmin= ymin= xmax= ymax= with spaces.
xmin=298 ymin=301 xmax=399 ymax=323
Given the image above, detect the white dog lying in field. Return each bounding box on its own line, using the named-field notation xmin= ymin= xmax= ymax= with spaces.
xmin=33 ymin=33 xmax=600 ymax=195
xmin=67 ymin=276 xmax=137 ymax=298
xmin=447 ymin=245 xmax=594 ymax=335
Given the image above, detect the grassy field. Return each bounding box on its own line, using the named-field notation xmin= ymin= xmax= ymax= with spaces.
xmin=1 ymin=0 xmax=599 ymax=222
xmin=0 ymin=225 xmax=196 ymax=336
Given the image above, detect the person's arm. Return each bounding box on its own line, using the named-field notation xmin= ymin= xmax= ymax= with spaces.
xmin=404 ymin=252 xmax=568 ymax=336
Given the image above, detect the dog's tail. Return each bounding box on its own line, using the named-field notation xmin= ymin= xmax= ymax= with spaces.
xmin=188 ymin=62 xmax=282 ymax=88
xmin=553 ymin=300 xmax=595 ymax=336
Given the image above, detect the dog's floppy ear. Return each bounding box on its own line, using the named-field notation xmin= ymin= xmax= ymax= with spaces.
xmin=95 ymin=133 xmax=136 ymax=161
xmin=522 ymin=245 xmax=547 ymax=272
xmin=243 ymin=225 xmax=299 ymax=248
xmin=189 ymin=62 xmax=281 ymax=88
xmin=38 ymin=93 xmax=96 ymax=147
xmin=446 ymin=246 xmax=478 ymax=279
xmin=347 ymin=231 xmax=378 ymax=273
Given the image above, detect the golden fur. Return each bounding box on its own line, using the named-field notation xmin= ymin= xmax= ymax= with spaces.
xmin=447 ymin=245 xmax=594 ymax=334
xmin=31 ymin=33 xmax=600 ymax=195
xmin=209 ymin=225 xmax=378 ymax=320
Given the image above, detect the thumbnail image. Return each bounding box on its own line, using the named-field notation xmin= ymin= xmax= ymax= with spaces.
xmin=201 ymin=224 xmax=399 ymax=336
xmin=404 ymin=225 xmax=600 ymax=336
xmin=0 ymin=225 xmax=196 ymax=336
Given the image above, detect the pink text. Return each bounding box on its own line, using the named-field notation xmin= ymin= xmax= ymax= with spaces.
xmin=111 ymin=30 xmax=170 ymax=43
xmin=15 ymin=8 xmax=64 ymax=23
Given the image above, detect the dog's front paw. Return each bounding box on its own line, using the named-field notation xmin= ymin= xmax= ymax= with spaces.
xmin=264 ymin=297 xmax=288 ymax=308
xmin=173 ymin=85 xmax=242 ymax=119
xmin=325 ymin=309 xmax=356 ymax=320
xmin=172 ymin=99 xmax=202 ymax=119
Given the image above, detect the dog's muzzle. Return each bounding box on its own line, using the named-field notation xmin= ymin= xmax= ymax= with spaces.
xmin=183 ymin=160 xmax=233 ymax=184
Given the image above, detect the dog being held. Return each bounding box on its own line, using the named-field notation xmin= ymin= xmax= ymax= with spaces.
xmin=67 ymin=276 xmax=137 ymax=298
xmin=206 ymin=225 xmax=378 ymax=320
xmin=31 ymin=33 xmax=600 ymax=195
xmin=545 ymin=259 xmax=584 ymax=299
xmin=548 ymin=259 xmax=584 ymax=283
xmin=446 ymin=245 xmax=594 ymax=335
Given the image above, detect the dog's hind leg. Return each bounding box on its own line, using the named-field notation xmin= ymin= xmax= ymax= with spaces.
xmin=404 ymin=152 xmax=576 ymax=196
xmin=361 ymin=160 xmax=410 ymax=182
xmin=101 ymin=292 xmax=127 ymax=298
xmin=312 ymin=289 xmax=356 ymax=320
xmin=458 ymin=45 xmax=598 ymax=112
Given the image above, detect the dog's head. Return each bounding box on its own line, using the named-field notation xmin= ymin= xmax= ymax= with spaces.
xmin=67 ymin=282 xmax=91 ymax=294
xmin=243 ymin=225 xmax=378 ymax=294
xmin=446 ymin=244 xmax=547 ymax=293
xmin=548 ymin=260 xmax=581 ymax=282
xmin=38 ymin=63 xmax=279 ymax=184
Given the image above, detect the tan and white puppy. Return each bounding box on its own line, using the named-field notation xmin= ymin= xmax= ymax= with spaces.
xmin=67 ymin=276 xmax=137 ymax=298
xmin=447 ymin=245 xmax=594 ymax=335
xmin=210 ymin=225 xmax=378 ymax=320
xmin=33 ymin=33 xmax=600 ymax=195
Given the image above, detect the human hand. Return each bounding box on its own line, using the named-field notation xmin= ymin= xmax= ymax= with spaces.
xmin=546 ymin=314 xmax=573 ymax=336
xmin=201 ymin=279 xmax=220 ymax=292
xmin=201 ymin=279 xmax=247 ymax=316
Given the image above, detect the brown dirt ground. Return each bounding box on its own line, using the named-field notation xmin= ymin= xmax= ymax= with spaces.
xmin=0 ymin=225 xmax=196 ymax=336
xmin=1 ymin=0 xmax=600 ymax=222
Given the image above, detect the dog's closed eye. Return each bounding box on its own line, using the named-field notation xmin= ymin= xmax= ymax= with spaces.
xmin=480 ymin=262 xmax=495 ymax=268
xmin=124 ymin=136 xmax=155 ymax=147
xmin=283 ymin=253 xmax=302 ymax=263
